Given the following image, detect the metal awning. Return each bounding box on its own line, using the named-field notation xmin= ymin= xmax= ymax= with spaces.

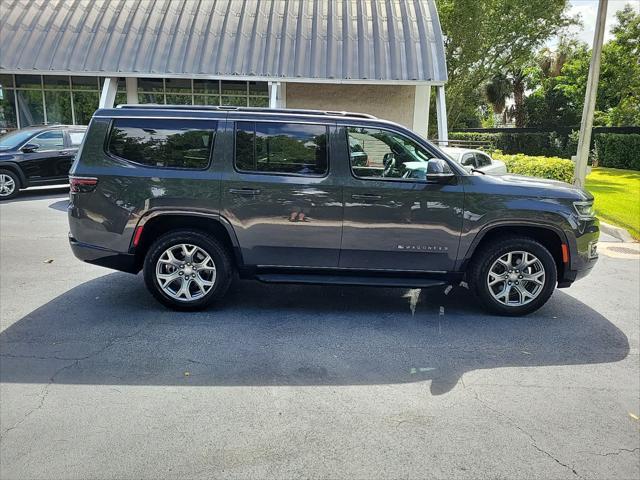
xmin=0 ymin=0 xmax=447 ymax=84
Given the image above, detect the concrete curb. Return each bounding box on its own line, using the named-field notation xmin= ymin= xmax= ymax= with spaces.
xmin=600 ymin=221 xmax=636 ymax=243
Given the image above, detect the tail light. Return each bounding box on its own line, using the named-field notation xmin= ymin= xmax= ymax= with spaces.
xmin=69 ymin=176 xmax=98 ymax=193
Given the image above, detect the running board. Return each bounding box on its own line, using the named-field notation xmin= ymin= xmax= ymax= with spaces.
xmin=256 ymin=273 xmax=447 ymax=289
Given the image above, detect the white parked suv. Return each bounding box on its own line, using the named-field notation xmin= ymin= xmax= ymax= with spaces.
xmin=441 ymin=147 xmax=507 ymax=175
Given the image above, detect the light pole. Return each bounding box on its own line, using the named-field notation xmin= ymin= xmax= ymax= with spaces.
xmin=573 ymin=0 xmax=608 ymax=188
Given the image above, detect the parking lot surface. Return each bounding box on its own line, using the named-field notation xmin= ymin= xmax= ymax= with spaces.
xmin=1 ymin=188 xmax=639 ymax=479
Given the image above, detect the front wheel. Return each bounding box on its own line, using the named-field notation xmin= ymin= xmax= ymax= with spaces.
xmin=470 ymin=237 xmax=557 ymax=316
xmin=143 ymin=230 xmax=233 ymax=311
xmin=0 ymin=169 xmax=20 ymax=200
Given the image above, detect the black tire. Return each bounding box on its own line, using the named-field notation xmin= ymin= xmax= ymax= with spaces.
xmin=469 ymin=236 xmax=557 ymax=316
xmin=143 ymin=229 xmax=233 ymax=311
xmin=0 ymin=169 xmax=21 ymax=200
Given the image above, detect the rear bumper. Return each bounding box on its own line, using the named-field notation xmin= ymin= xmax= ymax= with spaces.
xmin=69 ymin=236 xmax=138 ymax=274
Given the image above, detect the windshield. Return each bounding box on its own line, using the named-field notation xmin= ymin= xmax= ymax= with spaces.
xmin=0 ymin=130 xmax=34 ymax=151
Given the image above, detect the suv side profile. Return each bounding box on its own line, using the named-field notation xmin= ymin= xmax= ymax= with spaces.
xmin=0 ymin=125 xmax=87 ymax=199
xmin=68 ymin=106 xmax=599 ymax=316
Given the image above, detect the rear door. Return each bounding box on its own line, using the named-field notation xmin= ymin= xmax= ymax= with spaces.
xmin=340 ymin=125 xmax=464 ymax=272
xmin=20 ymin=129 xmax=73 ymax=181
xmin=220 ymin=118 xmax=343 ymax=267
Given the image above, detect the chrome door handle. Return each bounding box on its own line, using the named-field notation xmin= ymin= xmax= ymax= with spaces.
xmin=229 ymin=188 xmax=261 ymax=195
xmin=351 ymin=194 xmax=382 ymax=200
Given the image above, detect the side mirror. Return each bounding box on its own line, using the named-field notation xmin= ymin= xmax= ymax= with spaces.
xmin=426 ymin=158 xmax=455 ymax=182
xmin=21 ymin=143 xmax=39 ymax=153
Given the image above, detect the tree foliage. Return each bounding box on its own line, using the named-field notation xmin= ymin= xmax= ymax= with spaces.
xmin=435 ymin=0 xmax=574 ymax=128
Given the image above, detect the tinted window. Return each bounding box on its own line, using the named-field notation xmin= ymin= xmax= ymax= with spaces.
xmin=69 ymin=130 xmax=85 ymax=146
xmin=33 ymin=130 xmax=64 ymax=150
xmin=107 ymin=119 xmax=215 ymax=169
xmin=235 ymin=122 xmax=328 ymax=176
xmin=461 ymin=153 xmax=476 ymax=167
xmin=347 ymin=127 xmax=448 ymax=180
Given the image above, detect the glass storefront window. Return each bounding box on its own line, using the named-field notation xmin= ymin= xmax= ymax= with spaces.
xmin=193 ymin=80 xmax=219 ymax=94
xmin=193 ymin=95 xmax=220 ymax=106
xmin=15 ymin=75 xmax=42 ymax=89
xmin=16 ymin=89 xmax=45 ymax=126
xmin=165 ymin=94 xmax=192 ymax=105
xmin=72 ymin=76 xmax=100 ymax=90
xmin=73 ymin=91 xmax=100 ymax=124
xmin=248 ymin=96 xmax=269 ymax=107
xmin=139 ymin=92 xmax=164 ymax=104
xmin=221 ymin=81 xmax=247 ymax=96
xmin=138 ymin=78 xmax=164 ymax=93
xmin=248 ymin=82 xmax=268 ymax=96
xmin=43 ymin=76 xmax=71 ymax=90
xmin=165 ymin=78 xmax=191 ymax=93
xmin=221 ymin=96 xmax=248 ymax=107
xmin=0 ymin=75 xmax=15 ymax=89
xmin=0 ymin=90 xmax=18 ymax=130
xmin=45 ymin=90 xmax=73 ymax=124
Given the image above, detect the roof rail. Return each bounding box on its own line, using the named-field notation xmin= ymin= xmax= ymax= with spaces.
xmin=114 ymin=104 xmax=377 ymax=119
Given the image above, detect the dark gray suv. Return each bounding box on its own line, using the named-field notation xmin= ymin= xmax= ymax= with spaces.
xmin=68 ymin=106 xmax=599 ymax=315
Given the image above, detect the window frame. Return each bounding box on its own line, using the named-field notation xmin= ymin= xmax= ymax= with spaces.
xmin=104 ymin=118 xmax=217 ymax=171
xmin=232 ymin=120 xmax=331 ymax=179
xmin=344 ymin=125 xmax=455 ymax=183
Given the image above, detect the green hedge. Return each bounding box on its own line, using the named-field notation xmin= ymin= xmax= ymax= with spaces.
xmin=492 ymin=153 xmax=575 ymax=183
xmin=594 ymin=133 xmax=640 ymax=171
xmin=448 ymin=131 xmax=579 ymax=158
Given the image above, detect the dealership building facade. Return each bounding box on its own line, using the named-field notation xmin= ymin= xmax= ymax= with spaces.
xmin=0 ymin=0 xmax=448 ymax=138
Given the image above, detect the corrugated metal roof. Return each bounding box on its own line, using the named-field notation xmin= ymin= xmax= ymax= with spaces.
xmin=0 ymin=0 xmax=447 ymax=84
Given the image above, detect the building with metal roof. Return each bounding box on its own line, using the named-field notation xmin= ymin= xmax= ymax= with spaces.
xmin=0 ymin=0 xmax=449 ymax=138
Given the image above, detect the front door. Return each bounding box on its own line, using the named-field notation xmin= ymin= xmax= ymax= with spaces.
xmin=220 ymin=119 xmax=343 ymax=268
xmin=340 ymin=126 xmax=464 ymax=272
xmin=20 ymin=130 xmax=74 ymax=181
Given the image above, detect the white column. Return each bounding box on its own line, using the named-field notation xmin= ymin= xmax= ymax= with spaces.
xmin=125 ymin=77 xmax=138 ymax=104
xmin=412 ymin=85 xmax=431 ymax=137
xmin=99 ymin=77 xmax=118 ymax=108
xmin=268 ymin=81 xmax=281 ymax=108
xmin=574 ymin=0 xmax=608 ymax=188
xmin=435 ymin=85 xmax=448 ymax=145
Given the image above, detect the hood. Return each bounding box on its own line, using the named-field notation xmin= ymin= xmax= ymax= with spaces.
xmin=474 ymin=173 xmax=593 ymax=201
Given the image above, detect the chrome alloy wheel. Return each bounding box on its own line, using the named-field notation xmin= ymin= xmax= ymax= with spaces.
xmin=155 ymin=243 xmax=216 ymax=302
xmin=0 ymin=174 xmax=16 ymax=197
xmin=487 ymin=251 xmax=546 ymax=307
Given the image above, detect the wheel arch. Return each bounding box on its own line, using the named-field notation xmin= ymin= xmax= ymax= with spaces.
xmin=132 ymin=212 xmax=242 ymax=272
xmin=461 ymin=222 xmax=569 ymax=277
xmin=0 ymin=162 xmax=28 ymax=188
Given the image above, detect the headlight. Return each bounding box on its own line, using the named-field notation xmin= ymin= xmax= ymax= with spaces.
xmin=573 ymin=201 xmax=595 ymax=220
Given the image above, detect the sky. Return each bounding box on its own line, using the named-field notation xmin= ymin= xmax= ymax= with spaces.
xmin=567 ymin=0 xmax=640 ymax=46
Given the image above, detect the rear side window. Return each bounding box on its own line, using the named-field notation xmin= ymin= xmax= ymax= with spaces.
xmin=69 ymin=130 xmax=85 ymax=146
xmin=107 ymin=119 xmax=215 ymax=169
xmin=475 ymin=152 xmax=492 ymax=167
xmin=235 ymin=121 xmax=328 ymax=176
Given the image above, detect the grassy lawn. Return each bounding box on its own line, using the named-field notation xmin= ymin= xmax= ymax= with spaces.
xmin=586 ymin=167 xmax=640 ymax=240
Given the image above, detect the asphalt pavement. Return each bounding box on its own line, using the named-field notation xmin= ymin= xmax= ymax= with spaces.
xmin=1 ymin=187 xmax=639 ymax=479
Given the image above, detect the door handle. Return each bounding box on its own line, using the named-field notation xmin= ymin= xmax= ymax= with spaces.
xmin=351 ymin=194 xmax=382 ymax=200
xmin=229 ymin=188 xmax=261 ymax=196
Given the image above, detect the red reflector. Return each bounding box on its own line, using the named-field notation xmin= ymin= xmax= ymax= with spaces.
xmin=133 ymin=226 xmax=144 ymax=247
xmin=69 ymin=176 xmax=98 ymax=193
xmin=561 ymin=244 xmax=569 ymax=263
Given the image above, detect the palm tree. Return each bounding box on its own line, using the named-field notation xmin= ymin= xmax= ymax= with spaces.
xmin=484 ymin=71 xmax=527 ymax=127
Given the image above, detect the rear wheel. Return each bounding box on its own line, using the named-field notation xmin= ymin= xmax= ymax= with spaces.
xmin=0 ymin=169 xmax=20 ymax=200
xmin=143 ymin=230 xmax=233 ymax=310
xmin=470 ymin=236 xmax=557 ymax=316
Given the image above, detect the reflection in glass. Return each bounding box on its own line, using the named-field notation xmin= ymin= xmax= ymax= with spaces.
xmin=137 ymin=78 xmax=164 ymax=92
xmin=15 ymin=75 xmax=42 ymax=89
xmin=193 ymin=95 xmax=220 ymax=106
xmin=73 ymin=91 xmax=99 ymax=124
xmin=45 ymin=90 xmax=73 ymax=124
xmin=221 ymin=81 xmax=247 ymax=96
xmin=165 ymin=94 xmax=192 ymax=105
xmin=0 ymin=90 xmax=18 ymax=129
xmin=16 ymin=90 xmax=44 ymax=126
xmin=193 ymin=79 xmax=219 ymax=94
xmin=72 ymin=76 xmax=100 ymax=90
xmin=165 ymin=78 xmax=192 ymax=93
xmin=43 ymin=75 xmax=71 ymax=90
xmin=139 ymin=92 xmax=164 ymax=104
xmin=221 ymin=96 xmax=247 ymax=107
xmin=107 ymin=118 xmax=216 ymax=169
xmin=235 ymin=121 xmax=328 ymax=175
xmin=249 ymin=97 xmax=269 ymax=107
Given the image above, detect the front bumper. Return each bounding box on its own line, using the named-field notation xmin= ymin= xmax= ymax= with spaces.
xmin=557 ymin=217 xmax=599 ymax=288
xmin=69 ymin=236 xmax=138 ymax=274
